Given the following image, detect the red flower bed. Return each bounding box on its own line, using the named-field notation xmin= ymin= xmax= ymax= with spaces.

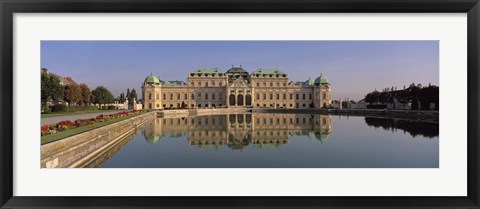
xmin=41 ymin=110 xmax=144 ymax=137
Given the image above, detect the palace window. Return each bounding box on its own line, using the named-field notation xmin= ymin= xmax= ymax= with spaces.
xmin=309 ymin=94 xmax=312 ymax=100
xmin=184 ymin=94 xmax=187 ymax=100
xmin=191 ymin=93 xmax=194 ymax=100
xmin=177 ymin=93 xmax=180 ymax=100
xmin=283 ymin=94 xmax=286 ymax=100
xmin=212 ymin=93 xmax=215 ymax=100
xmin=276 ymin=94 xmax=280 ymax=100
xmin=296 ymin=94 xmax=299 ymax=100
xmin=263 ymin=93 xmax=266 ymax=100
xmin=163 ymin=94 xmax=166 ymax=100
xmin=198 ymin=82 xmax=202 ymax=86
xmin=191 ymin=82 xmax=194 ymax=87
xmin=290 ymin=94 xmax=293 ymax=100
xmin=205 ymin=82 xmax=209 ymax=87
xmin=302 ymin=94 xmax=306 ymax=100
xmin=263 ymin=82 xmax=266 ymax=87
xmin=148 ymin=93 xmax=152 ymax=100
xmin=156 ymin=93 xmax=159 ymax=100
xmin=270 ymin=82 xmax=273 ymax=87
xmin=257 ymin=83 xmax=260 ymax=87
xmin=198 ymin=93 xmax=201 ymax=98
xmin=170 ymin=94 xmax=173 ymax=100
xmin=277 ymin=82 xmax=279 ymax=87
xmin=270 ymin=93 xmax=273 ymax=100
xmin=283 ymin=83 xmax=286 ymax=87
xmin=323 ymin=92 xmax=327 ymax=99
xmin=205 ymin=94 xmax=208 ymax=100
xmin=257 ymin=94 xmax=260 ymax=100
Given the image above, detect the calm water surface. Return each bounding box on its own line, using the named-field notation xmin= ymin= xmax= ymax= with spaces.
xmin=99 ymin=113 xmax=438 ymax=168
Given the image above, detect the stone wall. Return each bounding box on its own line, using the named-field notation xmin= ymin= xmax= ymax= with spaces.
xmin=41 ymin=111 xmax=156 ymax=168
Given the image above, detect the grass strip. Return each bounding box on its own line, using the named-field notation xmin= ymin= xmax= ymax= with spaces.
xmin=41 ymin=109 xmax=120 ymax=118
xmin=41 ymin=111 xmax=149 ymax=145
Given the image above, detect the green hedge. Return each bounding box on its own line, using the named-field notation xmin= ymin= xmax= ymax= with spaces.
xmin=51 ymin=104 xmax=98 ymax=112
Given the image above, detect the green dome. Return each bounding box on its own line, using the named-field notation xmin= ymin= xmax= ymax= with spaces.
xmin=314 ymin=75 xmax=329 ymax=85
xmin=144 ymin=73 xmax=160 ymax=84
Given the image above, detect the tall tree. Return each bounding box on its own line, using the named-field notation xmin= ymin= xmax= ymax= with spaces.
xmin=119 ymin=92 xmax=125 ymax=102
xmin=91 ymin=86 xmax=114 ymax=106
xmin=126 ymin=88 xmax=130 ymax=101
xmin=41 ymin=72 xmax=64 ymax=107
xmin=79 ymin=83 xmax=92 ymax=106
xmin=129 ymin=88 xmax=138 ymax=103
xmin=64 ymin=83 xmax=82 ymax=106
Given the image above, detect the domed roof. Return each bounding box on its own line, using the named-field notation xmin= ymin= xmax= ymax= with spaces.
xmin=314 ymin=75 xmax=329 ymax=85
xmin=144 ymin=73 xmax=160 ymax=84
xmin=226 ymin=66 xmax=248 ymax=74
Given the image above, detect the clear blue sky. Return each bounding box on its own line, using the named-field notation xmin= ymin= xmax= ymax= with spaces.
xmin=41 ymin=41 xmax=438 ymax=101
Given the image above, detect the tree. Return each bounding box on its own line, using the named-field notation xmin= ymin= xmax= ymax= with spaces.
xmin=126 ymin=88 xmax=130 ymax=100
xmin=64 ymin=83 xmax=82 ymax=106
xmin=79 ymin=83 xmax=92 ymax=106
xmin=91 ymin=86 xmax=114 ymax=106
xmin=119 ymin=92 xmax=125 ymax=102
xmin=364 ymin=91 xmax=380 ymax=104
xmin=129 ymin=88 xmax=138 ymax=104
xmin=419 ymin=85 xmax=439 ymax=110
xmin=41 ymin=72 xmax=64 ymax=107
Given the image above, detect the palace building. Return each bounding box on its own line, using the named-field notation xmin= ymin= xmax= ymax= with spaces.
xmin=142 ymin=66 xmax=332 ymax=109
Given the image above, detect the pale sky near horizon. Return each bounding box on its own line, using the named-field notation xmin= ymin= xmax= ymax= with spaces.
xmin=41 ymin=41 xmax=438 ymax=101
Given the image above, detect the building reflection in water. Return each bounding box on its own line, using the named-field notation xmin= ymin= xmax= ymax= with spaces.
xmin=364 ymin=117 xmax=439 ymax=138
xmin=142 ymin=114 xmax=333 ymax=150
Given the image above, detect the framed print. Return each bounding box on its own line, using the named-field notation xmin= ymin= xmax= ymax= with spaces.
xmin=1 ymin=0 xmax=479 ymax=208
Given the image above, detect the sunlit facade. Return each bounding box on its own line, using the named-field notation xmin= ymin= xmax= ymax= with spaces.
xmin=142 ymin=66 xmax=332 ymax=109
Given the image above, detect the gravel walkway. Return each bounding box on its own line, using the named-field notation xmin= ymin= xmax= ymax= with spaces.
xmin=41 ymin=110 xmax=125 ymax=126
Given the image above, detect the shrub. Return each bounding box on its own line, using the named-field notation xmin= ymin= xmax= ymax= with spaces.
xmin=51 ymin=104 xmax=67 ymax=112
xmin=367 ymin=104 xmax=387 ymax=109
xmin=42 ymin=106 xmax=52 ymax=113
xmin=108 ymin=105 xmax=116 ymax=110
xmin=52 ymin=105 xmax=98 ymax=112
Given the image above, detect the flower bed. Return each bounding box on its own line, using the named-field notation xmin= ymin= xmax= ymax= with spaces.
xmin=41 ymin=110 xmax=143 ymax=137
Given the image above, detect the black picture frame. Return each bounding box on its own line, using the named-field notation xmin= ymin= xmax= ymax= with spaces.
xmin=1 ymin=0 xmax=479 ymax=208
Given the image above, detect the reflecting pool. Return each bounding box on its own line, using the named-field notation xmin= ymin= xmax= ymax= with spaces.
xmin=96 ymin=113 xmax=438 ymax=168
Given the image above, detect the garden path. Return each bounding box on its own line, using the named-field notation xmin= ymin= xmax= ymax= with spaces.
xmin=41 ymin=110 xmax=125 ymax=126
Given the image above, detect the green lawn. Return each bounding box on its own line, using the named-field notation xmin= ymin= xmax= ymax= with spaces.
xmin=41 ymin=109 xmax=119 ymax=118
xmin=41 ymin=111 xmax=149 ymax=145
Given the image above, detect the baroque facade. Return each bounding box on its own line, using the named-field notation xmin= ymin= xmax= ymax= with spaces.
xmin=142 ymin=66 xmax=332 ymax=109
